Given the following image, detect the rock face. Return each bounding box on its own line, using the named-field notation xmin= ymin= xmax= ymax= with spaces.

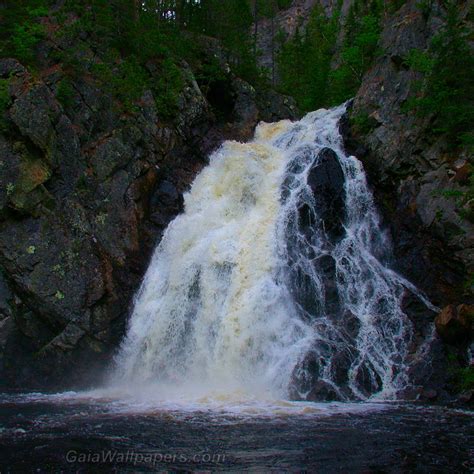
xmin=0 ymin=43 xmax=297 ymax=389
xmin=342 ymin=0 xmax=473 ymax=397
xmin=347 ymin=1 xmax=473 ymax=307
xmin=435 ymin=305 xmax=473 ymax=345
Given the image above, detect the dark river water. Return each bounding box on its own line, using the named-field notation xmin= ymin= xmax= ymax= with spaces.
xmin=0 ymin=393 xmax=472 ymax=472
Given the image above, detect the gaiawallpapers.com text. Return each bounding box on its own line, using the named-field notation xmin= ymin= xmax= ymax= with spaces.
xmin=66 ymin=449 xmax=227 ymax=466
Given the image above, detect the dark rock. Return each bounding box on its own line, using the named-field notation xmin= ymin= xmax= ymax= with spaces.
xmin=0 ymin=40 xmax=297 ymax=390
xmin=457 ymin=390 xmax=474 ymax=405
xmin=306 ymin=147 xmax=346 ymax=240
xmin=315 ymin=254 xmax=341 ymax=317
xmin=0 ymin=272 xmax=12 ymax=320
xmin=354 ymin=363 xmax=383 ymax=398
xmin=421 ymin=388 xmax=438 ymax=400
xmin=0 ymin=58 xmax=26 ymax=78
xmin=343 ymin=310 xmax=361 ymax=339
xmin=289 ymin=351 xmax=321 ymax=398
xmin=306 ymin=380 xmax=340 ymax=402
xmin=435 ymin=304 xmax=473 ymax=345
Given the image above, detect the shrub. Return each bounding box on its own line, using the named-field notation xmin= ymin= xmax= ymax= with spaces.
xmin=56 ymin=78 xmax=75 ymax=109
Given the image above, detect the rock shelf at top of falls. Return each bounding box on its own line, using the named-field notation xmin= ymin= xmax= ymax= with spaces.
xmin=111 ymin=104 xmax=438 ymax=403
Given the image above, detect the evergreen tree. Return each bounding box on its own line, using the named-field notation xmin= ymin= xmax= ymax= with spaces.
xmin=406 ymin=1 xmax=474 ymax=148
xmin=277 ymin=2 xmax=341 ymax=110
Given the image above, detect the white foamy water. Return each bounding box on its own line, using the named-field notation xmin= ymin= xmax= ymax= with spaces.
xmin=110 ymin=104 xmax=436 ymax=405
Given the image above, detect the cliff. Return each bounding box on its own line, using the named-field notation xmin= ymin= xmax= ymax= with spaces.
xmin=0 ymin=15 xmax=297 ymax=389
xmin=0 ymin=0 xmax=472 ymax=400
xmin=343 ymin=0 xmax=473 ymax=400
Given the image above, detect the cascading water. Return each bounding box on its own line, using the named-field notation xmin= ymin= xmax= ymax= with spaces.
xmin=113 ymin=104 xmax=436 ymax=402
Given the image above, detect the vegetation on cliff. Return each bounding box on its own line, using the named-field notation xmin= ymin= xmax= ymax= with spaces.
xmin=277 ymin=0 xmax=384 ymax=111
xmin=0 ymin=0 xmax=299 ymax=121
xmin=404 ymin=2 xmax=474 ymax=151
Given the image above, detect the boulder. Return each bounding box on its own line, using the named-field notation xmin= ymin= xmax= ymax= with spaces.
xmin=306 ymin=380 xmax=341 ymax=402
xmin=305 ymin=147 xmax=346 ymax=240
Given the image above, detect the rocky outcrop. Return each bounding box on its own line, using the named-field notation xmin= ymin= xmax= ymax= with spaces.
xmin=342 ymin=0 xmax=473 ymax=397
xmin=347 ymin=1 xmax=473 ymax=306
xmin=0 ymin=37 xmax=297 ymax=389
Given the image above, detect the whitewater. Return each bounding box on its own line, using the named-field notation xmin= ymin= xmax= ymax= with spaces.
xmin=111 ymin=104 xmax=436 ymax=405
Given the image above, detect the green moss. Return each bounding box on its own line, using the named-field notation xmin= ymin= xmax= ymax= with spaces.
xmin=350 ymin=111 xmax=378 ymax=136
xmin=54 ymin=290 xmax=65 ymax=300
xmin=26 ymin=245 xmax=36 ymax=255
xmin=6 ymin=183 xmax=15 ymax=196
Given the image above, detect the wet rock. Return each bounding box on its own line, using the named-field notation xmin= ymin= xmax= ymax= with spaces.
xmin=306 ymin=148 xmax=346 ymax=240
xmin=435 ymin=304 xmax=473 ymax=345
xmin=343 ymin=310 xmax=361 ymax=339
xmin=315 ymin=254 xmax=341 ymax=317
xmin=306 ymin=380 xmax=340 ymax=402
xmin=354 ymin=364 xmax=383 ymax=398
xmin=421 ymin=389 xmax=438 ymax=401
xmin=289 ymin=351 xmax=321 ymax=398
xmin=457 ymin=390 xmax=474 ymax=405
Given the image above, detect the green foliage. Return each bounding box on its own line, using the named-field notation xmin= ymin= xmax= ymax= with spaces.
xmin=91 ymin=58 xmax=148 ymax=112
xmin=417 ymin=0 xmax=434 ymax=19
xmin=195 ymin=56 xmax=227 ymax=95
xmin=277 ymin=0 xmax=382 ymax=111
xmin=277 ymin=0 xmax=292 ymax=9
xmin=10 ymin=22 xmax=45 ymax=64
xmin=278 ymin=2 xmax=342 ymax=111
xmin=403 ymin=49 xmax=434 ymax=74
xmin=329 ymin=1 xmax=382 ymax=104
xmin=1 ymin=0 xmax=266 ymax=116
xmin=350 ymin=111 xmax=378 ymax=135
xmin=56 ymin=79 xmax=75 ymax=109
xmin=0 ymin=1 xmax=48 ymax=65
xmin=405 ymin=2 xmax=474 ymax=149
xmin=206 ymin=0 xmax=257 ymax=81
xmin=151 ymin=58 xmax=184 ymax=119
xmin=388 ymin=0 xmax=408 ymax=13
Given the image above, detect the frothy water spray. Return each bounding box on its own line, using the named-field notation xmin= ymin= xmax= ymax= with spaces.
xmin=112 ymin=104 xmax=435 ymax=403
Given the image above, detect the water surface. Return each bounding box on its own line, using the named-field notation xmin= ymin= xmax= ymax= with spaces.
xmin=1 ymin=393 xmax=472 ymax=472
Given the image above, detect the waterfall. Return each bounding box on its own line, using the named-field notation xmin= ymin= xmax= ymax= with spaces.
xmin=113 ymin=104 xmax=435 ymax=402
